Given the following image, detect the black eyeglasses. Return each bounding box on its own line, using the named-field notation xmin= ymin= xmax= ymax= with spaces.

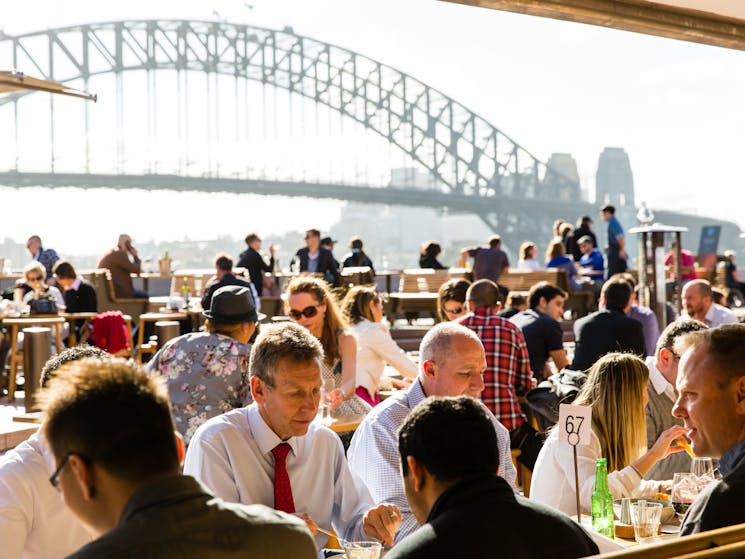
xmin=49 ymin=452 xmax=73 ymax=489
xmin=27 ymin=275 xmax=42 ymax=282
xmin=443 ymin=306 xmax=464 ymax=315
xmin=288 ymin=305 xmax=321 ymax=320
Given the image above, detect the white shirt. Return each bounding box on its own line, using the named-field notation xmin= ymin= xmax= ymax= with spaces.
xmin=530 ymin=429 xmax=659 ymax=516
xmin=347 ymin=379 xmax=517 ymax=543
xmin=0 ymin=431 xmax=92 ymax=559
xmin=516 ymin=258 xmax=541 ymax=270
xmin=682 ymin=303 xmax=737 ymax=328
xmin=646 ymin=356 xmax=676 ymax=403
xmin=183 ymin=404 xmax=374 ymax=550
xmin=348 ymin=319 xmax=418 ymax=394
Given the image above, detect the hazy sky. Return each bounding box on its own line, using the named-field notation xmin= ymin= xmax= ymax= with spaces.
xmin=1 ymin=0 xmax=744 ymax=255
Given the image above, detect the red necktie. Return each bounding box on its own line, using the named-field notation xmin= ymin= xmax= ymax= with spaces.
xmin=272 ymin=443 xmax=295 ymax=513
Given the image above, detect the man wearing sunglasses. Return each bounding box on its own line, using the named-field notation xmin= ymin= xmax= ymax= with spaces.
xmin=42 ymin=358 xmax=317 ymax=558
xmin=292 ymin=229 xmax=339 ymax=287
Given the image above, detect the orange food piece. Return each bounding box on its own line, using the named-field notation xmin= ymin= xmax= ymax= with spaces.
xmin=676 ymin=437 xmax=695 ymax=459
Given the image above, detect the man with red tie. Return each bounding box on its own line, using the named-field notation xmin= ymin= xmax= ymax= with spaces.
xmin=184 ymin=322 xmax=401 ymax=550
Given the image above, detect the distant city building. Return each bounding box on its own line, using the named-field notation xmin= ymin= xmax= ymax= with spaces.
xmin=596 ymin=147 xmax=635 ymax=208
xmin=546 ymin=153 xmax=582 ymax=201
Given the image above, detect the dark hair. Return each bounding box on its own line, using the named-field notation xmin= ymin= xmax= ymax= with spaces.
xmin=341 ymin=285 xmax=379 ymax=325
xmin=398 ymin=396 xmax=498 ymax=481
xmin=350 ymin=237 xmax=364 ymax=250
xmin=40 ymin=345 xmax=110 ymax=388
xmin=437 ymin=278 xmax=471 ymax=321
xmin=601 ymin=277 xmax=632 ymax=312
xmin=528 ymin=281 xmax=567 ymax=310
xmin=249 ymin=322 xmax=323 ymax=388
xmin=420 ymin=241 xmax=441 ymax=259
xmin=306 ymin=228 xmax=321 ymax=239
xmin=488 ymin=235 xmax=501 ymax=248
xmin=674 ymin=324 xmax=745 ymax=386
xmin=466 ymin=279 xmax=501 ymax=308
xmin=41 ymin=358 xmax=179 ymax=483
xmin=600 ymin=204 xmax=616 ymax=215
xmin=578 ymin=216 xmax=592 ymax=228
xmin=52 ymin=260 xmax=76 ymax=280
xmin=655 ymin=319 xmax=708 ymax=357
xmin=245 ymin=233 xmax=260 ymax=245
xmin=215 ymin=253 xmax=233 ymax=272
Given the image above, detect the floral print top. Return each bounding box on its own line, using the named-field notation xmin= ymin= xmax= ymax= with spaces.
xmin=147 ymin=332 xmax=252 ymax=444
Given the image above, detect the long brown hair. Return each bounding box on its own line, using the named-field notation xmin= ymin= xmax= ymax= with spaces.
xmin=285 ymin=276 xmax=347 ymax=366
xmin=341 ymin=285 xmax=379 ymax=325
xmin=570 ymin=353 xmax=649 ymax=471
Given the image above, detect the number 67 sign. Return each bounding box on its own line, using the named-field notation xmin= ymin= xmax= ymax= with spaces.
xmin=559 ymin=403 xmax=592 ymax=446
xmin=559 ymin=403 xmax=592 ymax=521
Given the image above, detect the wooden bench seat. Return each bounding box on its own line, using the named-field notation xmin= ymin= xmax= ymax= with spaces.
xmin=386 ymin=268 xmax=471 ymax=323
xmin=500 ymin=268 xmax=594 ymax=318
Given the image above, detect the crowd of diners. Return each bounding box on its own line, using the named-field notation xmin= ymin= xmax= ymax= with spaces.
xmin=2 ymin=206 xmax=745 ymax=558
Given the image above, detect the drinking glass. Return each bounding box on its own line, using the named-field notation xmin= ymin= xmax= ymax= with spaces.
xmin=671 ymin=472 xmax=698 ymax=518
xmin=342 ymin=541 xmax=382 ymax=559
xmin=631 ymin=501 xmax=664 ymax=543
xmin=690 ymin=457 xmax=715 ymax=491
xmin=320 ymin=378 xmax=336 ymax=420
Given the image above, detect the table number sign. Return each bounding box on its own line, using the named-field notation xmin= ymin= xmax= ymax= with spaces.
xmin=559 ymin=403 xmax=592 ymax=521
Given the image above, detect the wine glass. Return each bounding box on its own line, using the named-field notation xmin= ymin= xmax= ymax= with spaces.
xmin=671 ymin=472 xmax=698 ymax=518
xmin=690 ymin=457 xmax=715 ymax=491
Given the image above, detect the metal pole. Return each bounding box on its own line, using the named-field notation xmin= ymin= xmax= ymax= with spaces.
xmin=574 ymin=445 xmax=581 ymax=523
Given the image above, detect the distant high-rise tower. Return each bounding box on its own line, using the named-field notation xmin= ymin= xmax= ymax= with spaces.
xmin=595 ymin=147 xmax=634 ymax=208
xmin=546 ymin=153 xmax=581 ymax=201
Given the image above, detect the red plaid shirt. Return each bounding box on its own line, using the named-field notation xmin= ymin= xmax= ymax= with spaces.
xmin=458 ymin=306 xmax=532 ymax=431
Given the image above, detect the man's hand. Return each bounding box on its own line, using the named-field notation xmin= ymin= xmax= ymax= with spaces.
xmin=293 ymin=512 xmax=319 ymax=536
xmin=362 ymin=504 xmax=401 ymax=547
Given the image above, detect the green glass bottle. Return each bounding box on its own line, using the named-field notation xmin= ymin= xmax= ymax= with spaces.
xmin=591 ymin=458 xmax=614 ymax=538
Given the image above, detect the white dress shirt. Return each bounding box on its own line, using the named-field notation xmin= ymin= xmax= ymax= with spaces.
xmin=349 ymin=319 xmax=418 ymax=395
xmin=681 ymin=303 xmax=737 ymax=328
xmin=0 ymin=431 xmax=92 ymax=559
xmin=183 ymin=404 xmax=374 ymax=549
xmin=347 ymin=379 xmax=517 ymax=544
xmin=530 ymin=428 xmax=659 ymax=516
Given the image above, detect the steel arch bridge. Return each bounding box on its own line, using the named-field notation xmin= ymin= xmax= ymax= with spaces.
xmin=0 ymin=19 xmax=582 ymax=234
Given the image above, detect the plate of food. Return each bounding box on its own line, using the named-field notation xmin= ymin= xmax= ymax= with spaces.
xmin=613 ymin=498 xmax=675 ymax=523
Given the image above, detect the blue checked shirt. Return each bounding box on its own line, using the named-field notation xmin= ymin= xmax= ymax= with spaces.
xmin=347 ymin=379 xmax=517 ymax=544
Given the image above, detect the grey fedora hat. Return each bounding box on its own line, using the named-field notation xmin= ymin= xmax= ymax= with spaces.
xmin=202 ymin=285 xmax=265 ymax=323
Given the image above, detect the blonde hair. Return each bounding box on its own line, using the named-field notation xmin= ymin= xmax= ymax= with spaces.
xmin=24 ymin=261 xmax=46 ymax=281
xmin=545 ymin=238 xmax=566 ymax=262
xmin=568 ymin=353 xmax=649 ymax=471
xmin=285 ymin=276 xmax=347 ymax=366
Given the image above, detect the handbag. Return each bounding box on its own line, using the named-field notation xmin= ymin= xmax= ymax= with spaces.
xmin=28 ymin=294 xmax=59 ymax=315
xmin=525 ymin=369 xmax=587 ymax=433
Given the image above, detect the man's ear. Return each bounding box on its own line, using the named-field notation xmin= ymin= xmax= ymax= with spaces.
xmin=69 ymin=454 xmax=96 ymax=501
xmin=422 ymin=360 xmax=436 ymax=380
xmin=406 ymin=456 xmax=427 ymax=492
xmin=735 ymin=376 xmax=745 ymax=415
xmin=466 ymin=300 xmax=475 ymax=312
xmin=250 ymin=376 xmax=265 ymax=404
xmin=175 ymin=432 xmax=185 ymax=465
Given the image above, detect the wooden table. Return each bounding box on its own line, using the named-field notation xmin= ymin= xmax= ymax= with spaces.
xmin=317 ymin=412 xmax=368 ymax=433
xmin=1 ymin=315 xmax=65 ymax=401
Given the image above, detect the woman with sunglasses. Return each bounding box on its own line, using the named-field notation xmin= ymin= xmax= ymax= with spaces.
xmin=21 ymin=262 xmax=66 ymax=311
xmin=285 ymin=276 xmax=370 ymax=416
xmin=437 ymin=278 xmax=471 ymax=322
xmin=530 ymin=352 xmax=687 ymax=515
xmin=341 ymin=286 xmax=417 ymax=406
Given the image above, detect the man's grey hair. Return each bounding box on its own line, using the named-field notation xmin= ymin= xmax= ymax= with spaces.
xmin=249 ymin=322 xmax=323 ymax=387
xmin=419 ymin=322 xmax=482 ymax=366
